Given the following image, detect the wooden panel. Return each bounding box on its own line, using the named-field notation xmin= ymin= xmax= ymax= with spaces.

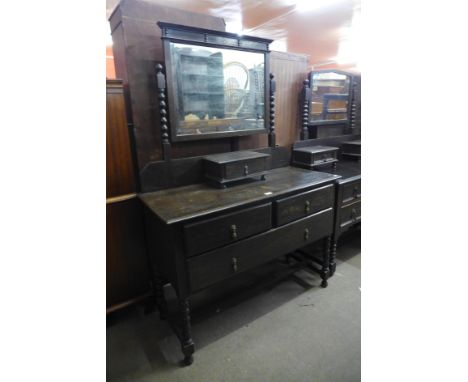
xmin=106 ymin=198 xmax=151 ymax=309
xmin=188 ymin=208 xmax=334 ymax=292
xmin=183 ymin=203 xmax=272 ymax=257
xmin=106 ymin=79 xmax=136 ymax=198
xmin=269 ymin=51 xmax=309 ymax=148
xmin=342 ymin=179 xmax=361 ymax=205
xmin=110 ymin=0 xmax=231 ymax=170
xmin=275 ymin=184 xmax=334 ymax=226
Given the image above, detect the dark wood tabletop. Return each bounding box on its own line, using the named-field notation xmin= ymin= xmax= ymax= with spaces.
xmin=139 ymin=166 xmax=340 ymax=224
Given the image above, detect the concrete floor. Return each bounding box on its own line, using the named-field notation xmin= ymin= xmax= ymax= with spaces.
xmin=107 ymin=233 xmax=361 ymax=382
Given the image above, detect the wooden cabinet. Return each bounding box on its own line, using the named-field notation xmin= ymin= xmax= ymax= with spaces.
xmin=140 ymin=166 xmax=340 ymax=364
xmin=106 ymin=79 xmax=151 ymax=313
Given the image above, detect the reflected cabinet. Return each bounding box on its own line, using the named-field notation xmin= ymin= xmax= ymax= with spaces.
xmin=158 ymin=22 xmax=273 ymax=142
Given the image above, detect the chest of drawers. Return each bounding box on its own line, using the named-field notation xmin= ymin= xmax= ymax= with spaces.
xmin=140 ymin=166 xmax=340 ymax=365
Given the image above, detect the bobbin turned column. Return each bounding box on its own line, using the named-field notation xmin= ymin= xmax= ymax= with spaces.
xmin=268 ymin=73 xmax=276 ymax=148
xmin=321 ymin=236 xmax=331 ymax=288
xmin=179 ymin=298 xmax=195 ymax=366
xmin=300 ymin=79 xmax=311 ymax=140
xmin=156 ymin=63 xmax=171 ymax=161
xmin=330 ymin=240 xmax=337 ymax=276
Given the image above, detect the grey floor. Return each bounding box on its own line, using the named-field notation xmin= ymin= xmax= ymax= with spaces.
xmin=107 ymin=233 xmax=361 ymax=382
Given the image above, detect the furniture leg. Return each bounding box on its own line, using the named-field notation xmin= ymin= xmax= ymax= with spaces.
xmin=321 ymin=236 xmax=331 ymax=288
xmin=179 ymin=298 xmax=195 ymax=366
xmin=330 ymin=240 xmax=337 ymax=276
xmin=153 ymin=269 xmax=168 ymax=320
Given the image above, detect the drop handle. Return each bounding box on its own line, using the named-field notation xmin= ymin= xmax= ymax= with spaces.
xmin=230 ymin=224 xmax=238 ymax=240
xmin=353 ymin=186 xmax=359 ymax=198
xmin=305 ymin=200 xmax=311 ymax=213
xmin=351 ymin=209 xmax=357 ymax=221
xmin=232 ymin=257 xmax=238 ymax=272
xmin=244 ymin=165 xmax=249 ymax=176
xmin=304 ymin=228 xmax=310 ymax=241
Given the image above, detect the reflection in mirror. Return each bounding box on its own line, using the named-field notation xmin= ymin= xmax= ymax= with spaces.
xmin=170 ymin=42 xmax=266 ymax=137
xmin=310 ymin=72 xmax=350 ymax=122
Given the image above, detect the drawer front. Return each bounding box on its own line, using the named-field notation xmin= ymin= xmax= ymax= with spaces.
xmin=225 ymin=158 xmax=266 ymax=180
xmin=340 ymin=201 xmax=361 ymax=230
xmin=184 ymin=203 xmax=272 ymax=257
xmin=341 ymin=179 xmax=361 ymax=205
xmin=275 ymin=184 xmax=334 ymax=226
xmin=188 ymin=208 xmax=334 ymax=292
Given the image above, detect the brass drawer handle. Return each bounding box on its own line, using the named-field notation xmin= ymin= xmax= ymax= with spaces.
xmin=244 ymin=165 xmax=249 ymax=175
xmin=230 ymin=224 xmax=238 ymax=240
xmin=351 ymin=209 xmax=358 ymax=222
xmin=305 ymin=200 xmax=311 ymax=213
xmin=353 ymin=186 xmax=359 ymax=198
xmin=232 ymin=257 xmax=238 ymax=272
xmin=304 ymin=228 xmax=309 ymax=240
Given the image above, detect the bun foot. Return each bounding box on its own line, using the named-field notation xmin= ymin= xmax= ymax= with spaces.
xmin=183 ymin=355 xmax=194 ymax=366
xmin=321 ymin=280 xmax=328 ymax=288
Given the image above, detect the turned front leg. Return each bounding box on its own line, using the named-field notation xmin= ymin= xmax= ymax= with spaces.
xmin=180 ymin=298 xmax=195 ymax=366
xmin=321 ymin=236 xmax=331 ymax=288
xmin=153 ymin=268 xmax=168 ymax=320
xmin=329 ymin=240 xmax=337 ymax=276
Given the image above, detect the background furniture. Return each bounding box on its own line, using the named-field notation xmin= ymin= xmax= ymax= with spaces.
xmin=106 ymin=79 xmax=151 ymax=314
xmin=300 ymin=70 xmax=360 ymax=139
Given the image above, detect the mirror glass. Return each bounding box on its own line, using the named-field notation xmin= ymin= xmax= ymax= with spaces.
xmin=169 ymin=42 xmax=266 ymax=138
xmin=310 ymin=72 xmax=350 ymax=122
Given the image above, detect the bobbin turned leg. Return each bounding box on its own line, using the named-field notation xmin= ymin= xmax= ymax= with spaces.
xmin=179 ymin=298 xmax=195 ymax=366
xmin=321 ymin=236 xmax=331 ymax=288
xmin=330 ymin=240 xmax=337 ymax=276
xmin=153 ymin=269 xmax=168 ymax=320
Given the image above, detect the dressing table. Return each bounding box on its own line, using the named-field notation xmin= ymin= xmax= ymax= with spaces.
xmin=138 ymin=23 xmax=341 ymax=365
xmin=294 ymin=69 xmax=361 ymax=275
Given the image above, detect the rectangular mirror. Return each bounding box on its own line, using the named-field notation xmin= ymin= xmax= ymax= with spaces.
xmin=309 ymin=71 xmax=351 ymax=122
xmin=159 ymin=23 xmax=272 ymax=142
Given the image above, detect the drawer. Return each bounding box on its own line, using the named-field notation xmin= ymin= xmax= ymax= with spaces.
xmin=188 ymin=208 xmax=334 ymax=292
xmin=225 ymin=157 xmax=266 ymax=180
xmin=183 ymin=203 xmax=272 ymax=257
xmin=341 ymin=179 xmax=361 ymax=205
xmin=275 ymin=184 xmax=334 ymax=226
xmin=340 ymin=201 xmax=361 ymax=230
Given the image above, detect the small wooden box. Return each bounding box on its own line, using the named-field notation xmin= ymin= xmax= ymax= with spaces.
xmin=292 ymin=145 xmax=339 ymax=169
xmin=203 ymin=150 xmax=270 ymax=188
xmin=342 ymin=140 xmax=361 ymax=159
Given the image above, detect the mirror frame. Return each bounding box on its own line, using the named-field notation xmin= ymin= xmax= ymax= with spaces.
xmin=308 ymin=69 xmax=353 ymax=127
xmin=158 ymin=22 xmax=273 ymax=142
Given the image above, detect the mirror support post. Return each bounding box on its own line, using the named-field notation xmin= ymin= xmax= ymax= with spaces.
xmin=300 ymin=79 xmax=310 ymax=140
xmin=156 ymin=63 xmax=172 ymax=161
xmin=268 ymin=73 xmax=276 ymax=148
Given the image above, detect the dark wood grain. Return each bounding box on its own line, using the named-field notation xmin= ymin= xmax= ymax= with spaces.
xmin=275 ymin=184 xmax=334 ymax=226
xmin=139 ymin=166 xmax=340 ymax=224
xmin=106 ymin=198 xmax=150 ymax=309
xmin=188 ymin=208 xmax=334 ymax=292
xmin=183 ymin=203 xmax=272 ymax=257
xmin=106 ymin=79 xmax=137 ymax=197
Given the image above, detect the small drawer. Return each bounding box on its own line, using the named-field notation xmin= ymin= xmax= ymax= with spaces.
xmin=183 ymin=203 xmax=272 ymax=257
xmin=225 ymin=157 xmax=266 ymax=180
xmin=188 ymin=208 xmax=334 ymax=292
xmin=340 ymin=201 xmax=361 ymax=230
xmin=342 ymin=179 xmax=361 ymax=205
xmin=275 ymin=184 xmax=334 ymax=226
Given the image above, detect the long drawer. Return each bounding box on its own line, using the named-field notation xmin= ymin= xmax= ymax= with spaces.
xmin=341 ymin=179 xmax=361 ymax=205
xmin=275 ymin=184 xmax=334 ymax=226
xmin=340 ymin=201 xmax=361 ymax=230
xmin=183 ymin=203 xmax=272 ymax=257
xmin=188 ymin=208 xmax=334 ymax=292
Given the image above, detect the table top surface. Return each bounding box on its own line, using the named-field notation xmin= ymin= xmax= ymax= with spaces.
xmin=139 ymin=166 xmax=340 ymax=224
